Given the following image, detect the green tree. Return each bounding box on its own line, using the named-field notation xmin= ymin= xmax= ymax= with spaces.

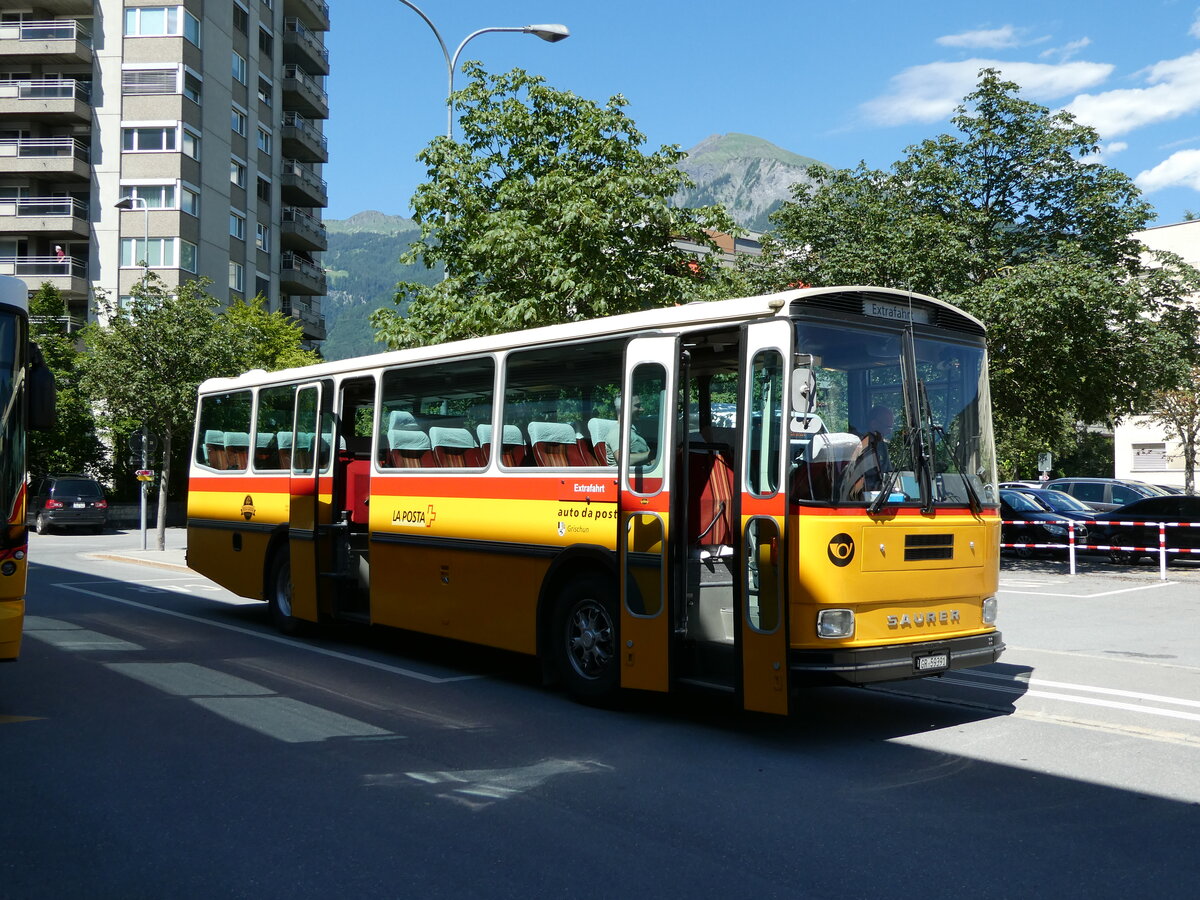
xmin=752 ymin=69 xmax=1200 ymax=465
xmin=81 ymin=278 xmax=317 ymax=548
xmin=372 ymin=64 xmax=737 ymax=349
xmin=27 ymin=283 xmax=108 ymax=479
xmin=1143 ymin=367 xmax=1200 ymax=494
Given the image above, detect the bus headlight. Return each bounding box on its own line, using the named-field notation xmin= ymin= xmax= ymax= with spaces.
xmin=817 ymin=609 xmax=855 ymax=638
xmin=982 ymin=596 xmax=998 ymax=625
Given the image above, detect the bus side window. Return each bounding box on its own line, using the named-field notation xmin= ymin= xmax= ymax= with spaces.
xmin=195 ymin=390 xmax=251 ymax=471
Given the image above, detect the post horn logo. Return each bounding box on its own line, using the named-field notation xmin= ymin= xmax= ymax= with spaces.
xmin=827 ymin=532 xmax=855 ymax=567
xmin=241 ymin=495 xmax=256 ymax=521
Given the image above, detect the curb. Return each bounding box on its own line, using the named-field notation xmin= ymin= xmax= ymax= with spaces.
xmin=86 ymin=552 xmax=194 ymax=574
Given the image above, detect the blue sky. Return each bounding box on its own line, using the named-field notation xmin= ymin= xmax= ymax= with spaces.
xmin=324 ymin=1 xmax=1200 ymax=226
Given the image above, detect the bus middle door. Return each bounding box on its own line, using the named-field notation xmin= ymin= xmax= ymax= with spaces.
xmin=289 ymin=381 xmax=334 ymax=623
xmin=738 ymin=319 xmax=792 ymax=715
xmin=618 ymin=336 xmax=679 ymax=694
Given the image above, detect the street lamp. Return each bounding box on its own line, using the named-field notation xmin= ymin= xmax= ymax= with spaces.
xmin=114 ymin=195 xmax=150 ymax=274
xmin=113 ymin=194 xmax=152 ymax=550
xmin=396 ymin=1 xmax=569 ymax=139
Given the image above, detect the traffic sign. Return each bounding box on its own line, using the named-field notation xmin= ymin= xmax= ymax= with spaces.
xmin=135 ymin=469 xmax=154 ymax=482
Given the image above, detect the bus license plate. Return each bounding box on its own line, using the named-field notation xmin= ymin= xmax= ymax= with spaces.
xmin=915 ymin=652 xmax=949 ymax=672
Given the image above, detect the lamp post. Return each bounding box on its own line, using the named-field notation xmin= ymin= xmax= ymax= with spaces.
xmin=396 ymin=1 xmax=569 ymax=139
xmin=113 ymin=194 xmax=151 ymax=550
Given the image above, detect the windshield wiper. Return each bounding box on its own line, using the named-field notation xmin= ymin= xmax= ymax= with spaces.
xmin=917 ymin=380 xmax=983 ymax=514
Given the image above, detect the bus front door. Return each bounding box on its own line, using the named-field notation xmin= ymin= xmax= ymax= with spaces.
xmin=738 ymin=320 xmax=792 ymax=715
xmin=289 ymin=382 xmax=331 ymax=623
xmin=618 ymin=336 xmax=679 ymax=694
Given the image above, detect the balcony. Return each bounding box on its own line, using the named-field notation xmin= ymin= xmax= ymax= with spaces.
xmin=284 ymin=0 xmax=331 ymax=32
xmin=280 ymin=158 xmax=327 ymax=208
xmin=281 ymin=112 xmax=328 ymax=163
xmin=280 ymin=251 xmax=326 ymax=295
xmin=0 ymin=19 xmax=92 ymax=65
xmin=0 ymin=78 xmax=91 ymax=122
xmin=281 ymin=65 xmax=328 ymax=119
xmin=0 ymin=137 xmax=89 ymax=179
xmin=282 ymin=18 xmax=330 ymax=76
xmin=281 ymin=295 xmax=326 ymax=341
xmin=281 ymin=206 xmax=328 ymax=252
xmin=0 ymin=196 xmax=89 ymax=237
xmin=0 ymin=254 xmax=89 ymax=297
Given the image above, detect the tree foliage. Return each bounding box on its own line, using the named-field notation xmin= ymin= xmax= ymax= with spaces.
xmin=749 ymin=69 xmax=1200 ymax=473
xmin=27 ymin=282 xmax=108 ymax=479
xmin=1144 ymin=366 xmax=1200 ymax=494
xmin=81 ymin=278 xmax=317 ymax=546
xmin=372 ymin=64 xmax=737 ymax=349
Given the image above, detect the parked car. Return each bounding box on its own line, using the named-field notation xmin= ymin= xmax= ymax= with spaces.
xmin=999 ymin=480 xmax=1045 ymax=490
xmin=1041 ymin=477 xmax=1167 ymax=511
xmin=999 ymin=489 xmax=1089 ymax=558
xmin=1090 ymin=495 xmax=1200 ymax=565
xmin=1006 ymin=487 xmax=1097 ymax=522
xmin=27 ymin=475 xmax=109 ymax=534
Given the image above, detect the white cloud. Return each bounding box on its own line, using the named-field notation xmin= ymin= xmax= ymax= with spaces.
xmin=1136 ymin=149 xmax=1200 ymax=192
xmin=1041 ymin=38 xmax=1091 ymax=62
xmin=1065 ymin=51 xmax=1200 ymax=137
xmin=937 ymin=26 xmax=1020 ymax=49
xmin=861 ymin=59 xmax=1113 ymax=127
xmin=1191 ymin=10 xmax=1200 ymax=39
xmin=1105 ymin=141 xmax=1129 ymax=155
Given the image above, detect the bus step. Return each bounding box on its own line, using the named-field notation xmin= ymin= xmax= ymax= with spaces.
xmin=675 ymin=677 xmax=736 ymax=693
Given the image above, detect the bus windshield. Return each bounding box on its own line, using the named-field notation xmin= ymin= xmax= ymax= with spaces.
xmin=789 ymin=319 xmax=997 ymax=509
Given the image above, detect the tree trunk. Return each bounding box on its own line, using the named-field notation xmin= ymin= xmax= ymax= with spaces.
xmin=156 ymin=429 xmax=172 ymax=550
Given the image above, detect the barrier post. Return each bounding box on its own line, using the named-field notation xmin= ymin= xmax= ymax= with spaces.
xmin=1068 ymin=521 xmax=1077 ymax=576
xmin=1158 ymin=521 xmax=1167 ymax=581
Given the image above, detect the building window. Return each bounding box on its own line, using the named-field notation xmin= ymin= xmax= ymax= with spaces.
xmin=256 ymin=176 xmax=271 ymax=204
xmin=183 ymin=71 xmax=202 ymax=104
xmin=231 ymin=158 xmax=247 ymax=188
xmin=256 ymin=126 xmax=272 ymax=154
xmin=122 ymin=126 xmax=176 ymax=152
xmin=233 ymin=4 xmax=248 ymax=34
xmin=1132 ymin=443 xmax=1168 ymax=472
xmin=121 ymin=67 xmax=178 ymax=95
xmin=182 ymin=127 xmax=200 ymax=160
xmin=231 ymin=107 xmax=247 ymax=137
xmin=232 ymin=52 xmax=247 ymax=85
xmin=230 ymin=261 xmax=245 ymax=293
xmin=181 ymin=186 xmax=199 ymax=216
xmin=120 ymin=237 xmax=174 ymax=268
xmin=180 ymin=239 xmax=197 ymax=273
xmin=258 ymin=27 xmax=273 ymax=59
xmin=120 ymin=184 xmax=175 ymax=209
xmin=124 ymin=7 xmax=201 ymax=46
xmin=256 ymin=223 xmax=270 ymax=252
xmin=257 ymin=76 xmax=273 ymax=107
xmin=230 ymin=211 xmax=246 ymax=240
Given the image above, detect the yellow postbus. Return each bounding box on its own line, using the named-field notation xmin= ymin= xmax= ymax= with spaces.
xmin=187 ymin=287 xmax=1003 ymax=714
xmin=1 ymin=275 xmax=56 ymax=662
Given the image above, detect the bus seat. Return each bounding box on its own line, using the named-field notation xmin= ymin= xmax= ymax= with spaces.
xmin=688 ymin=449 xmax=735 ymax=549
xmin=344 ymin=458 xmax=371 ymax=524
xmin=478 ymin=423 xmax=528 ymax=466
xmin=587 ymin=417 xmax=618 ymax=466
xmin=203 ymin=430 xmax=226 ymax=469
xmin=387 ymin=429 xmax=433 ymax=468
xmin=528 ymin=421 xmax=586 ymax=467
xmin=293 ymin=432 xmax=314 ymax=470
xmin=223 ymin=432 xmax=250 ymax=470
xmin=276 ymin=431 xmax=293 ymax=469
xmin=254 ymin=431 xmax=278 ymax=469
xmin=793 ymin=432 xmax=858 ymax=501
xmin=387 ymin=410 xmax=420 ymax=431
xmin=430 ymin=426 xmax=483 ymax=468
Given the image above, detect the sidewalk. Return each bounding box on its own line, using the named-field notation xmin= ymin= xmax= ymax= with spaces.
xmin=86 ymin=526 xmax=192 ymax=573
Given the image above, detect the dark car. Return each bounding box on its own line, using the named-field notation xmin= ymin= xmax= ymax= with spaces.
xmin=28 ymin=475 xmax=109 ymax=534
xmin=999 ymin=489 xmax=1089 ymax=558
xmin=1091 ymin=495 xmax=1200 ymax=565
xmin=1005 ymin=487 xmax=1097 ymax=522
xmin=1042 ymin=477 xmax=1167 ymax=512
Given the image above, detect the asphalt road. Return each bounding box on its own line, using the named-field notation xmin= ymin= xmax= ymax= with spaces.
xmin=3 ymin=531 xmax=1199 ymax=899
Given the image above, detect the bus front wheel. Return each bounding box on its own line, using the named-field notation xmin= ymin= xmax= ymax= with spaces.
xmin=552 ymin=575 xmax=620 ymax=703
xmin=267 ymin=549 xmax=302 ymax=634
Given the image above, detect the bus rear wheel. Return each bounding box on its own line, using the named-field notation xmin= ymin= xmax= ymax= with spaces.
xmin=267 ymin=549 xmax=302 ymax=634
xmin=552 ymin=575 xmax=619 ymax=703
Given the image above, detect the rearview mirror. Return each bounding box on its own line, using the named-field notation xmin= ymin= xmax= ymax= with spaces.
xmin=791 ymin=368 xmax=816 ymax=415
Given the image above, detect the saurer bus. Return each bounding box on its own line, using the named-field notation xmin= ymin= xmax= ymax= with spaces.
xmin=186 ymin=286 xmax=1003 ymax=715
xmin=1 ymin=275 xmax=56 ymax=663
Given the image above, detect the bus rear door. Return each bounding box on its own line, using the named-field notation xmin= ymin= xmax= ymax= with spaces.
xmin=618 ymin=335 xmax=679 ymax=694
xmin=738 ymin=319 xmax=792 ymax=715
xmin=289 ymin=381 xmax=332 ymax=623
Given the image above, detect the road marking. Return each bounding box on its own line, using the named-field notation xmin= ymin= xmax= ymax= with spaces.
xmin=23 ymin=617 xmax=144 ymax=652
xmin=964 ymin=669 xmax=1200 ymax=709
xmin=998 ymin=581 xmax=1176 ymax=598
xmin=58 ymin=582 xmax=480 ymax=684
xmin=1 ymin=715 xmax=43 ymax=725
xmin=937 ymin=674 xmax=1200 ymax=723
xmin=365 ymin=759 xmax=611 ymax=810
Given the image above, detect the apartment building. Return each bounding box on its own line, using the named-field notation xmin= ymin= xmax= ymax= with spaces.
xmin=0 ymin=1 xmax=329 ymax=343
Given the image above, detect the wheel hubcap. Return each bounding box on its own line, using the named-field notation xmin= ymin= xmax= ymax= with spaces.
xmin=567 ymin=600 xmax=613 ymax=680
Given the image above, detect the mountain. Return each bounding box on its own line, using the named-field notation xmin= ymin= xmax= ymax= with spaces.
xmin=673 ymin=133 xmax=824 ymax=232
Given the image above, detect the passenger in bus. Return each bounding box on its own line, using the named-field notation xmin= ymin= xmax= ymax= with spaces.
xmin=848 ymin=406 xmax=895 ymax=493
xmin=606 ymin=396 xmax=652 ymax=466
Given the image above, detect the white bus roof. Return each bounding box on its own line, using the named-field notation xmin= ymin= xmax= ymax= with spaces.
xmin=201 ymin=286 xmax=982 ymax=394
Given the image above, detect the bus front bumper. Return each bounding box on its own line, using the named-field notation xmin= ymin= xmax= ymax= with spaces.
xmin=788 ymin=631 xmax=1004 ymax=687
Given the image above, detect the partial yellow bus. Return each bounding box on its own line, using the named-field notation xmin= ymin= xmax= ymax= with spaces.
xmin=1 ymin=275 xmax=57 ymax=662
xmin=187 ymin=287 xmax=1003 ymax=715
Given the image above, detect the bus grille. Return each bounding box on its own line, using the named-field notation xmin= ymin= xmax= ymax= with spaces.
xmin=905 ymin=533 xmax=954 ymax=561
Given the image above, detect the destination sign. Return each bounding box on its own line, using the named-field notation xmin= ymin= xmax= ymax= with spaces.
xmin=863 ymin=298 xmax=931 ymax=325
